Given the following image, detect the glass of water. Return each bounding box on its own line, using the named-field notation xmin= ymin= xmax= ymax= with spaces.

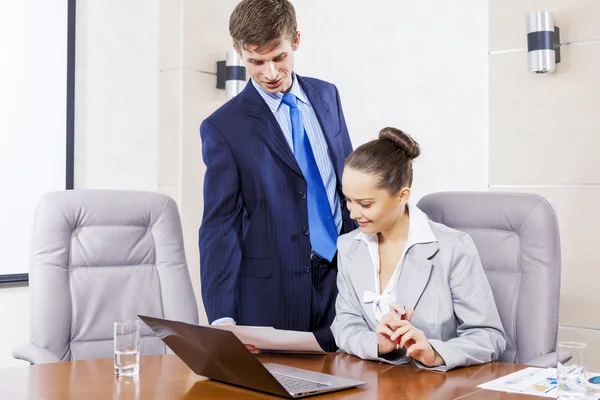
xmin=114 ymin=320 xmax=140 ymax=376
xmin=557 ymin=342 xmax=587 ymax=399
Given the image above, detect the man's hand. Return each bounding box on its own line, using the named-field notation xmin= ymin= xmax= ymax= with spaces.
xmin=214 ymin=320 xmax=260 ymax=354
xmin=245 ymin=344 xmax=261 ymax=354
xmin=215 ymin=320 xmax=235 ymax=326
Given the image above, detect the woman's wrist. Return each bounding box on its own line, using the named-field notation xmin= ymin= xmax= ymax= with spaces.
xmin=377 ymin=342 xmax=393 ymax=356
xmin=428 ymin=346 xmax=445 ymax=367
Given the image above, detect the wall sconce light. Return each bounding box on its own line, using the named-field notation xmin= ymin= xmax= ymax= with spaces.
xmin=216 ymin=49 xmax=246 ymax=98
xmin=526 ymin=11 xmax=561 ymax=74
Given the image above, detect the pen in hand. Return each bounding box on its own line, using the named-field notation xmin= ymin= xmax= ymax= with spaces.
xmin=395 ymin=310 xmax=406 ymax=350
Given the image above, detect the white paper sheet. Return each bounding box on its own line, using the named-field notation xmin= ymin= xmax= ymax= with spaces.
xmin=212 ymin=325 xmax=325 ymax=354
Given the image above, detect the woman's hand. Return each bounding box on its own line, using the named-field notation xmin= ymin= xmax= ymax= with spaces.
xmin=375 ymin=304 xmax=412 ymax=355
xmin=376 ymin=317 xmax=400 ymax=355
xmin=376 ymin=304 xmax=444 ymax=367
xmin=389 ymin=320 xmax=444 ymax=367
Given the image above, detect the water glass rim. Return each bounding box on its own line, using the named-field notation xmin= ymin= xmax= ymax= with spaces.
xmin=557 ymin=341 xmax=587 ymax=349
xmin=114 ymin=320 xmax=140 ymax=326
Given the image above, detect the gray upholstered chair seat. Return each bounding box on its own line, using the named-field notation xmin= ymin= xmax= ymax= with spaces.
xmin=417 ymin=191 xmax=561 ymax=367
xmin=13 ymin=190 xmax=199 ymax=364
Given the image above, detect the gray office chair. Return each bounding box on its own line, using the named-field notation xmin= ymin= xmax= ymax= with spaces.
xmin=417 ymin=191 xmax=561 ymax=367
xmin=13 ymin=190 xmax=199 ymax=364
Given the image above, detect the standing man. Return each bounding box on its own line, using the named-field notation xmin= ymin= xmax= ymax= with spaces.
xmin=199 ymin=0 xmax=354 ymax=351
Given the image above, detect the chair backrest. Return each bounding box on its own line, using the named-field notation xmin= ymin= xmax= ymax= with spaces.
xmin=417 ymin=191 xmax=561 ymax=364
xmin=29 ymin=190 xmax=199 ymax=361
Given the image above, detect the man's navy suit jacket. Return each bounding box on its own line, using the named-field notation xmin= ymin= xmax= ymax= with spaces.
xmin=199 ymin=75 xmax=355 ymax=333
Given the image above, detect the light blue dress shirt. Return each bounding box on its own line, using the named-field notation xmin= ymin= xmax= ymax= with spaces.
xmin=251 ymin=74 xmax=342 ymax=232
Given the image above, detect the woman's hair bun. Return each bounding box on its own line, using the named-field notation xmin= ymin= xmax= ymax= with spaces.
xmin=378 ymin=127 xmax=420 ymax=160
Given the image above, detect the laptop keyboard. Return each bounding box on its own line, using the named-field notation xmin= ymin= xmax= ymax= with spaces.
xmin=272 ymin=373 xmax=330 ymax=394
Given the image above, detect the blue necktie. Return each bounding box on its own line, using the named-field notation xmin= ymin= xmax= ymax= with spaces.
xmin=282 ymin=93 xmax=338 ymax=262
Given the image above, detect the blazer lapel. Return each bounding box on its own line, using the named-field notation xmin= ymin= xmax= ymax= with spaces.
xmin=396 ymin=242 xmax=438 ymax=311
xmin=344 ymin=239 xmax=378 ymax=327
xmin=243 ymin=82 xmax=303 ymax=178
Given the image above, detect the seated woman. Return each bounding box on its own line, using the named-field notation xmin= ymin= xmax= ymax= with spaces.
xmin=331 ymin=127 xmax=506 ymax=371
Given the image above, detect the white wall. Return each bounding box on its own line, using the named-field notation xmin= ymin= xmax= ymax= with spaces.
xmin=294 ymin=0 xmax=490 ymax=201
xmin=489 ymin=0 xmax=600 ymax=370
xmin=0 ymin=0 xmax=160 ymax=369
xmin=0 ymin=286 xmax=29 ymax=368
xmin=174 ymin=0 xmax=489 ymax=209
xmin=74 ymin=0 xmax=159 ymax=190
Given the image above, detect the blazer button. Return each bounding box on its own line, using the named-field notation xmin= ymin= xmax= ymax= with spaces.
xmin=299 ymin=192 xmax=306 ymax=199
xmin=304 ymin=265 xmax=311 ymax=273
xmin=302 ymin=228 xmax=309 ymax=236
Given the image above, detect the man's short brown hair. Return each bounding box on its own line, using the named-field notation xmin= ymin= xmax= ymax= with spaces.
xmin=229 ymin=0 xmax=297 ymax=51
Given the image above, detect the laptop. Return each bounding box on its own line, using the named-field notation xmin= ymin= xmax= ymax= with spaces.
xmin=138 ymin=315 xmax=365 ymax=398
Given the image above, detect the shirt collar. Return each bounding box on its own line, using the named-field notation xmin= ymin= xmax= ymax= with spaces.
xmin=353 ymin=204 xmax=438 ymax=246
xmin=251 ymin=73 xmax=310 ymax=114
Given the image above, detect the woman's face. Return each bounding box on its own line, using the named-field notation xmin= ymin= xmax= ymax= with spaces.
xmin=342 ymin=167 xmax=409 ymax=234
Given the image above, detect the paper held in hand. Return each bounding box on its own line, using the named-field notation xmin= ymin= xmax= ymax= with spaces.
xmin=212 ymin=325 xmax=325 ymax=354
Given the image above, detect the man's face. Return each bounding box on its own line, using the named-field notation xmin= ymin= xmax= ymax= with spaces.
xmin=236 ymin=32 xmax=300 ymax=94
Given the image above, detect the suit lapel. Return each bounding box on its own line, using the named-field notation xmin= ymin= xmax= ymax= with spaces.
xmin=396 ymin=242 xmax=438 ymax=311
xmin=344 ymin=239 xmax=378 ymax=327
xmin=242 ymin=81 xmax=303 ymax=178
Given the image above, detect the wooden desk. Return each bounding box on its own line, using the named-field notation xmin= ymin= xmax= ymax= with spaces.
xmin=0 ymin=353 xmax=531 ymax=399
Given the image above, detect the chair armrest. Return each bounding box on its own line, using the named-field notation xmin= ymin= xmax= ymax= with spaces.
xmin=12 ymin=343 xmax=62 ymax=365
xmin=525 ymin=352 xmax=566 ymax=368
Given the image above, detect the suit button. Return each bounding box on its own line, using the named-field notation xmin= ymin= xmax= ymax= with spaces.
xmin=303 ymin=228 xmax=309 ymax=236
xmin=304 ymin=265 xmax=311 ymax=273
xmin=299 ymin=192 xmax=306 ymax=199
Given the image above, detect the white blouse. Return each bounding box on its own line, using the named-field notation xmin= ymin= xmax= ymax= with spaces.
xmin=353 ymin=205 xmax=438 ymax=322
